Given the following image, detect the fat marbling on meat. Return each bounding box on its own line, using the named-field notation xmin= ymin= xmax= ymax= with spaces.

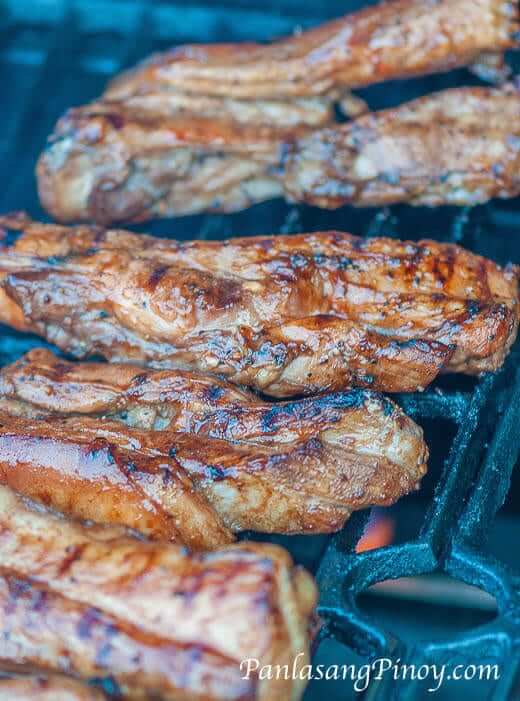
xmin=0 ymin=486 xmax=317 ymax=701
xmin=0 ymin=348 xmax=428 ymax=546
xmin=0 ymin=215 xmax=517 ymax=397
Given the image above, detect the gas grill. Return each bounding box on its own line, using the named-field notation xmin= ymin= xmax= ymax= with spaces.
xmin=1 ymin=1 xmax=520 ymax=699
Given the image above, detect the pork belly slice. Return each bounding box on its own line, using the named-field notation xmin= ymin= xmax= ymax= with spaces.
xmin=108 ymin=0 xmax=518 ymax=101
xmin=37 ymin=109 xmax=290 ymax=223
xmin=284 ymin=84 xmax=520 ymax=208
xmin=0 ymin=215 xmax=517 ymax=395
xmin=0 ymin=486 xmax=317 ymax=701
xmin=34 ymin=0 xmax=515 ymax=160
xmin=0 ymin=676 xmax=107 ymax=701
xmin=0 ymin=348 xmax=428 ymax=543
xmin=38 ymin=85 xmax=520 ymax=223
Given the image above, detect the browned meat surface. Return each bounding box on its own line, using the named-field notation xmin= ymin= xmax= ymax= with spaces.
xmin=285 ymin=84 xmax=520 ymax=208
xmin=101 ymin=91 xmax=363 ymax=129
xmin=38 ymin=109 xmax=293 ymax=223
xmin=37 ymin=85 xmax=520 ymax=223
xmin=108 ymin=0 xmax=518 ymax=100
xmin=37 ymin=0 xmax=516 ymax=155
xmin=0 ymin=348 xmax=428 ymax=543
xmin=0 ymin=412 xmax=233 ymax=551
xmin=0 ymin=486 xmax=317 ymax=701
xmin=0 ymin=676 xmax=106 ymax=700
xmin=0 ymin=214 xmax=517 ymax=394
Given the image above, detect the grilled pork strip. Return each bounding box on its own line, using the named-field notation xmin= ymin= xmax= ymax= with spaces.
xmin=0 ymin=215 xmax=517 ymax=394
xmin=38 ymin=84 xmax=520 ymax=223
xmin=108 ymin=0 xmax=518 ymax=101
xmin=0 ymin=348 xmax=428 ymax=542
xmin=0 ymin=486 xmax=317 ymax=701
xmin=0 ymin=676 xmax=107 ymax=701
xmin=38 ymin=110 xmax=292 ymax=223
xmin=36 ymin=0 xmax=516 ymax=152
xmin=0 ymin=413 xmax=234 ymax=551
xmin=284 ymin=84 xmax=520 ymax=208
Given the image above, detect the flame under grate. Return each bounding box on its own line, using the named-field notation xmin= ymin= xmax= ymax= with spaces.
xmin=1 ymin=1 xmax=520 ymax=699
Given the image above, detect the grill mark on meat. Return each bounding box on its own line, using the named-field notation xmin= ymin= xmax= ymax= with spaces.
xmin=260 ymin=392 xmax=370 ymax=435
xmin=35 ymin=0 xmax=520 ymax=224
xmin=206 ymin=385 xmax=225 ymax=401
xmin=0 ymin=348 xmax=429 ymax=540
xmin=103 ymin=112 xmax=125 ymax=130
xmin=0 ymin=486 xmax=317 ymax=701
xmin=147 ymin=265 xmax=168 ymax=290
xmin=0 ymin=216 xmax=517 ymax=394
xmin=93 ymin=228 xmax=107 ymax=245
xmin=59 ymin=544 xmax=87 ymax=577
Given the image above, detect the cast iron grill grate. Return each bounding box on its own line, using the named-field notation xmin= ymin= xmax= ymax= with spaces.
xmin=1 ymin=1 xmax=520 ymax=699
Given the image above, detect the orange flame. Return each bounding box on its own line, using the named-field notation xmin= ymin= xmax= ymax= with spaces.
xmin=356 ymin=512 xmax=395 ymax=553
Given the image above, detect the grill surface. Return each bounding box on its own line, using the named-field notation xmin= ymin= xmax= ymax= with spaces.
xmin=1 ymin=1 xmax=520 ymax=699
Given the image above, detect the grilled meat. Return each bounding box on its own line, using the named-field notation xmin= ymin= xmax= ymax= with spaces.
xmin=0 ymin=411 xmax=233 ymax=551
xmin=38 ymin=85 xmax=520 ymax=223
xmin=36 ymin=0 xmax=516 ymax=154
xmin=285 ymin=84 xmax=520 ymax=208
xmin=107 ymin=0 xmax=517 ymax=102
xmin=0 ymin=486 xmax=316 ymax=701
xmin=38 ymin=110 xmax=292 ymax=222
xmin=105 ymin=0 xmax=520 ymax=113
xmin=0 ymin=348 xmax=428 ymax=543
xmin=0 ymin=214 xmax=517 ymax=395
xmin=0 ymin=676 xmax=107 ymax=700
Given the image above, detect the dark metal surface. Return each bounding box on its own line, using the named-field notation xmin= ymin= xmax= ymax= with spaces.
xmin=1 ymin=1 xmax=520 ymax=699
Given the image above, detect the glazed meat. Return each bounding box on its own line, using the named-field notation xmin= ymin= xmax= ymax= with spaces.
xmin=0 ymin=348 xmax=428 ymax=544
xmin=38 ymin=85 xmax=520 ymax=223
xmin=75 ymin=0 xmax=517 ymax=134
xmin=38 ymin=110 xmax=293 ymax=222
xmin=106 ymin=0 xmax=517 ymax=101
xmin=285 ymin=84 xmax=520 ymax=208
xmin=35 ymin=0 xmax=517 ymax=158
xmin=0 ymin=486 xmax=317 ymax=701
xmin=0 ymin=676 xmax=107 ymax=701
xmin=105 ymin=0 xmax=517 ymax=126
xmin=0 ymin=215 xmax=517 ymax=395
xmin=0 ymin=411 xmax=233 ymax=551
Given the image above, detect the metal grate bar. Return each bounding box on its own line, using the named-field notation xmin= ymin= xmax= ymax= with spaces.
xmin=397 ymin=390 xmax=471 ymax=422
xmin=419 ymin=376 xmax=495 ymax=551
xmin=457 ymin=367 xmax=520 ymax=546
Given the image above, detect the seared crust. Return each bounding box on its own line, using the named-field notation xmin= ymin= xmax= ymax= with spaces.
xmin=0 ymin=676 xmax=106 ymax=701
xmin=0 ymin=486 xmax=317 ymax=701
xmin=37 ymin=108 xmax=291 ymax=223
xmin=0 ymin=215 xmax=517 ymax=395
xmin=108 ymin=0 xmax=518 ymax=99
xmin=38 ymin=85 xmax=520 ymax=222
xmin=0 ymin=415 xmax=234 ymax=551
xmin=285 ymin=84 xmax=520 ymax=208
xmin=0 ymin=348 xmax=428 ymax=542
